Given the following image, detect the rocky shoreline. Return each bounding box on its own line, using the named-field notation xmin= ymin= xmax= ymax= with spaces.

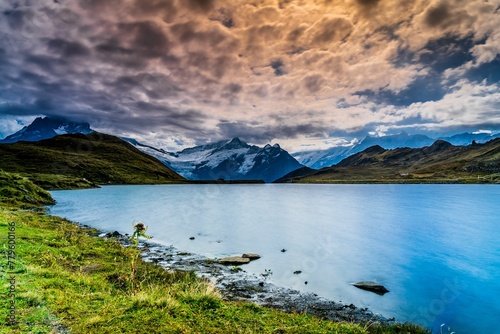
xmin=100 ymin=230 xmax=394 ymax=325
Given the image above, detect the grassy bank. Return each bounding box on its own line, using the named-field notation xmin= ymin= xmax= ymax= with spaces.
xmin=0 ymin=172 xmax=430 ymax=333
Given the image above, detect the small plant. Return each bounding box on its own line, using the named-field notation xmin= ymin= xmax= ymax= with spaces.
xmin=129 ymin=222 xmax=152 ymax=293
xmin=230 ymin=266 xmax=243 ymax=273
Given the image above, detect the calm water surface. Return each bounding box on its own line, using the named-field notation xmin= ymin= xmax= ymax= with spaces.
xmin=50 ymin=184 xmax=500 ymax=334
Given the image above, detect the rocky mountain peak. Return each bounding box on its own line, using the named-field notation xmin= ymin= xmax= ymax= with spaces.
xmin=1 ymin=116 xmax=92 ymax=143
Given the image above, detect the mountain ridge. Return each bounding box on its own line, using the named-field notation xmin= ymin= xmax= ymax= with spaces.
xmin=0 ymin=132 xmax=186 ymax=189
xmin=293 ymin=131 xmax=500 ymax=169
xmin=277 ymin=138 xmax=500 ymax=183
xmin=125 ymin=137 xmax=304 ymax=183
xmin=1 ymin=116 xmax=93 ymax=143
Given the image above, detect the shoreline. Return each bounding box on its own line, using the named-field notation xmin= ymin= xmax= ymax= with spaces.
xmin=95 ymin=229 xmax=394 ymax=325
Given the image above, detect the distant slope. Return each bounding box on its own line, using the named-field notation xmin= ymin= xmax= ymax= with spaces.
xmin=293 ymin=132 xmax=435 ymax=169
xmin=439 ymin=132 xmax=500 ymax=146
xmin=278 ymin=139 xmax=500 ymax=183
xmin=293 ymin=131 xmax=500 ymax=169
xmin=1 ymin=116 xmax=92 ymax=143
xmin=274 ymin=167 xmax=317 ymax=183
xmin=125 ymin=137 xmax=304 ymax=183
xmin=0 ymin=132 xmax=186 ymax=189
xmin=292 ymin=146 xmax=353 ymax=170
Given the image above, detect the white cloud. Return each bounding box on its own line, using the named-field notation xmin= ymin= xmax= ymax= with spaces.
xmin=0 ymin=116 xmax=39 ymax=139
xmin=473 ymin=129 xmax=493 ymax=135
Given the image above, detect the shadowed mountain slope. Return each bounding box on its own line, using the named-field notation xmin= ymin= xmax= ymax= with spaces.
xmin=0 ymin=132 xmax=186 ymax=189
xmin=277 ymin=139 xmax=500 ymax=183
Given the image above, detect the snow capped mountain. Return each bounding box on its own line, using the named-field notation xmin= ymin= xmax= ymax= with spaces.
xmin=294 ymin=131 xmax=500 ymax=169
xmin=292 ymin=146 xmax=353 ymax=170
xmin=124 ymin=137 xmax=304 ymax=182
xmin=294 ymin=132 xmax=436 ymax=169
xmin=0 ymin=116 xmax=92 ymax=143
xmin=357 ymin=131 xmax=435 ymax=151
xmin=439 ymin=132 xmax=500 ymax=146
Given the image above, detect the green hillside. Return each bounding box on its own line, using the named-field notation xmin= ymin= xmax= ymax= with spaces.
xmin=0 ymin=170 xmax=55 ymax=206
xmin=0 ymin=132 xmax=186 ymax=189
xmin=278 ymin=139 xmax=500 ymax=183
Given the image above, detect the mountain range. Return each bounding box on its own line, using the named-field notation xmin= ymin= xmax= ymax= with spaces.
xmin=292 ymin=131 xmax=500 ymax=169
xmin=278 ymin=139 xmax=500 ymax=183
xmin=0 ymin=116 xmax=93 ymax=143
xmin=2 ymin=116 xmax=500 ymax=184
xmin=123 ymin=137 xmax=303 ymax=183
xmin=1 ymin=117 xmax=304 ymax=182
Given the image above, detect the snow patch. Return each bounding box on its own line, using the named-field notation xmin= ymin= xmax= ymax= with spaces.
xmin=54 ymin=125 xmax=68 ymax=135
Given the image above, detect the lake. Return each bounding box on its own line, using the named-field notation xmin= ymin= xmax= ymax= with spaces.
xmin=49 ymin=184 xmax=500 ymax=334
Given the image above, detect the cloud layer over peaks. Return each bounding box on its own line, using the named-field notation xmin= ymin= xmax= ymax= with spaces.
xmin=1 ymin=0 xmax=499 ymax=151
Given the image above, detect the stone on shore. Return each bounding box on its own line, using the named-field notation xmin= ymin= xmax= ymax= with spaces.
xmin=217 ymin=256 xmax=251 ymax=265
xmin=352 ymin=281 xmax=389 ymax=295
xmin=105 ymin=231 xmax=122 ymax=238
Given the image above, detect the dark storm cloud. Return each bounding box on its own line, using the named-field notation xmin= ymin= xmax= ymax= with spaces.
xmin=421 ymin=1 xmax=474 ymax=32
xmin=1 ymin=0 xmax=499 ymax=151
xmin=354 ymin=72 xmax=448 ymax=107
xmin=47 ymin=38 xmax=90 ymax=58
xmin=222 ymin=17 xmax=234 ymax=28
xmin=94 ymin=42 xmax=134 ymax=57
xmin=112 ymin=72 xmax=182 ymax=99
xmin=424 ymin=3 xmax=450 ymax=28
xmin=24 ymin=54 xmax=65 ymax=74
xmin=287 ymin=25 xmax=307 ymax=43
xmin=118 ymin=21 xmax=170 ymax=58
xmin=170 ymin=21 xmax=199 ymax=43
xmin=225 ymin=83 xmax=242 ymax=94
xmin=131 ymin=0 xmax=177 ymax=22
xmin=356 ymin=0 xmax=380 ymax=7
xmin=182 ymin=0 xmax=215 ymax=13
xmin=217 ymin=121 xmax=329 ymax=144
xmin=78 ymin=0 xmax=122 ymax=12
xmin=270 ymin=59 xmax=286 ymax=76
xmin=309 ymin=16 xmax=353 ymax=46
xmin=418 ymin=35 xmax=475 ymax=72
xmin=170 ymin=20 xmax=234 ymax=52
xmin=303 ymin=74 xmax=325 ymax=94
xmin=467 ymin=60 xmax=500 ymax=84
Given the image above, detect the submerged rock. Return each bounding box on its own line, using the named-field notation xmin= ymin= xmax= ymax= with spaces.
xmin=352 ymin=281 xmax=389 ymax=295
xmin=217 ymin=256 xmax=251 ymax=265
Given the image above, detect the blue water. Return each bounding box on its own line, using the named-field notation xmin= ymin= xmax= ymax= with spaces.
xmin=49 ymin=184 xmax=500 ymax=333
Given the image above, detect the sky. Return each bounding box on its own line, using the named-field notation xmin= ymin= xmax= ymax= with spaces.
xmin=1 ymin=0 xmax=500 ymax=152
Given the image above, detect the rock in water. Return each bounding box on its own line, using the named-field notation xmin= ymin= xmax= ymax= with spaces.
xmin=217 ymin=256 xmax=251 ymax=265
xmin=242 ymin=253 xmax=261 ymax=260
xmin=352 ymin=281 xmax=389 ymax=295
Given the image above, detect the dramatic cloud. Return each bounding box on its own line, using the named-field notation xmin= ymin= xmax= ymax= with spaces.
xmin=0 ymin=0 xmax=499 ymax=152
